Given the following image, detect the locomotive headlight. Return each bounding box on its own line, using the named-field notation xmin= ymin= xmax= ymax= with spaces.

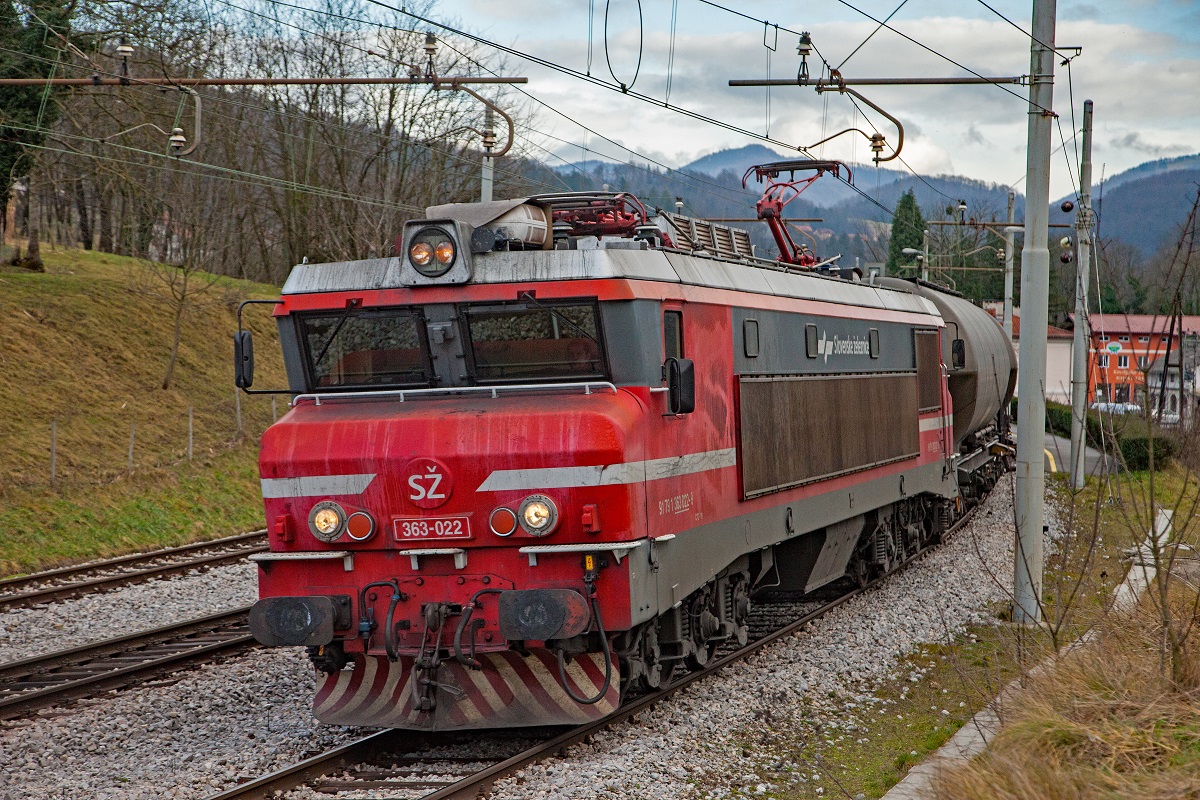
xmin=409 ymin=241 xmax=434 ymax=267
xmin=518 ymin=495 xmax=558 ymax=536
xmin=408 ymin=227 xmax=457 ymax=277
xmin=434 ymin=239 xmax=456 ymax=264
xmin=308 ymin=501 xmax=347 ymax=542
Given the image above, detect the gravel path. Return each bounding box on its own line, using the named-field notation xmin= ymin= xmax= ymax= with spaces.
xmin=0 ymin=479 xmax=1037 ymax=799
xmin=0 ymin=563 xmax=257 ymax=664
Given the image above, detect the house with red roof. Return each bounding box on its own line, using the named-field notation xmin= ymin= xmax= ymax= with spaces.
xmin=1068 ymin=313 xmax=1200 ymax=411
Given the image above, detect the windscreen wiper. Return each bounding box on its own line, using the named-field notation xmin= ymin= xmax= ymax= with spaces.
xmin=517 ymin=291 xmax=599 ymax=343
xmin=311 ymin=301 xmax=363 ymax=368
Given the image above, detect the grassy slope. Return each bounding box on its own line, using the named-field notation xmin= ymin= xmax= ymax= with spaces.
xmin=0 ymin=248 xmax=287 ymax=575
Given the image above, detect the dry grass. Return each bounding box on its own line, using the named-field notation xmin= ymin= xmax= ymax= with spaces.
xmin=0 ymin=248 xmax=286 ymax=489
xmin=0 ymin=247 xmax=288 ymax=575
xmin=936 ymin=589 xmax=1200 ymax=799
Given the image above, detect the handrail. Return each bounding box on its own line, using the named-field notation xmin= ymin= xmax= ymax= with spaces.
xmin=292 ymin=381 xmax=619 ymax=406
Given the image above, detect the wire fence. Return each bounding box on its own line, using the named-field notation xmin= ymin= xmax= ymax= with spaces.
xmin=6 ymin=391 xmax=282 ymax=493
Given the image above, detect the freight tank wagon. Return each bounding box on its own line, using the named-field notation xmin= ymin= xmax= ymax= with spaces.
xmin=236 ymin=175 xmax=1015 ymax=731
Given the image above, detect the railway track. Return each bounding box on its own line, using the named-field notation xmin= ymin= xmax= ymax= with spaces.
xmin=0 ymin=531 xmax=267 ymax=612
xmin=204 ymin=503 xmax=982 ymax=800
xmin=0 ymin=606 xmax=255 ymax=721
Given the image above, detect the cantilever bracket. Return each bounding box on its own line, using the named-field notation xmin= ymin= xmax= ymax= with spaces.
xmin=813 ymin=73 xmax=903 ymax=163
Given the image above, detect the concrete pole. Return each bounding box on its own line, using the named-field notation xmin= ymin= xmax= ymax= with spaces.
xmin=1004 ymin=192 xmax=1015 ymax=340
xmin=481 ymin=108 xmax=495 ymax=202
xmin=921 ymin=229 xmax=929 ymax=282
xmin=1069 ymin=100 xmax=1094 ymax=491
xmin=1013 ymin=0 xmax=1057 ymax=626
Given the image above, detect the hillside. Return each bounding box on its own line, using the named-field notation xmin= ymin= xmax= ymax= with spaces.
xmin=0 ymin=248 xmax=287 ymax=574
xmin=1050 ymin=156 xmax=1200 ymax=257
xmin=550 ymin=145 xmax=1200 ymax=263
xmin=683 ymin=145 xmax=910 ymax=209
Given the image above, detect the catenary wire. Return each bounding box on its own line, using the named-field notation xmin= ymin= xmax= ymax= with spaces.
xmin=236 ymin=0 xmax=757 ymax=208
xmin=603 ymin=0 xmax=643 ymax=91
xmin=826 ymin=0 xmax=1051 ymax=113
xmin=836 ymin=0 xmax=911 ymax=71
xmin=3 ymin=119 xmax=427 ymax=212
xmin=0 ymin=36 xmax=555 ymax=196
xmin=240 ymin=0 xmax=761 ymax=207
xmin=972 ymin=0 xmax=1078 ymax=61
xmin=357 ymin=0 xmax=821 ymax=154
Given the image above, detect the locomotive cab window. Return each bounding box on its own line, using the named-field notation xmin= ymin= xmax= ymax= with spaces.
xmin=664 ymin=310 xmax=683 ymax=360
xmin=463 ymin=299 xmax=607 ymax=383
xmin=300 ymin=308 xmax=432 ymax=390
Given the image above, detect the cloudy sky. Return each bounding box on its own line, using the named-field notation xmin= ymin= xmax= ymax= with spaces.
xmin=427 ymin=0 xmax=1199 ymax=201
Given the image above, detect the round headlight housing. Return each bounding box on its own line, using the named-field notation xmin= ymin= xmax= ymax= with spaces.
xmin=408 ymin=227 xmax=456 ymax=277
xmin=518 ymin=494 xmax=558 ymax=536
xmin=308 ymin=501 xmax=347 ymax=542
xmin=345 ymin=511 xmax=375 ymax=541
xmin=489 ymin=507 xmax=518 ymax=537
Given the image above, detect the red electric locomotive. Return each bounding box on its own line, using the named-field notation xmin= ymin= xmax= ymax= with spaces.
xmin=236 ymin=161 xmax=1015 ymax=730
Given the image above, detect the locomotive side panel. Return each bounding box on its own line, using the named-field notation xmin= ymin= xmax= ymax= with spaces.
xmin=738 ymin=373 xmax=920 ymax=497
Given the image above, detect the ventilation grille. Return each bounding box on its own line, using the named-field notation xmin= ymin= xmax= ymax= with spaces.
xmin=661 ymin=212 xmax=755 ymax=260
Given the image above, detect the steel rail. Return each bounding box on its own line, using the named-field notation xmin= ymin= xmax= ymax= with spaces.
xmin=0 ymin=607 xmax=254 ymax=720
xmin=0 ymin=531 xmax=267 ymax=612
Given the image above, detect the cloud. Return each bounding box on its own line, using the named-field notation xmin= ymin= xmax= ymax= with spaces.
xmin=464 ymin=7 xmax=1200 ymax=198
xmin=1107 ymin=132 xmax=1190 ymax=157
xmin=964 ymin=123 xmax=989 ymax=147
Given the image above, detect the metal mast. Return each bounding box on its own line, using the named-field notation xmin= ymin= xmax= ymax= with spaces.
xmin=1004 ymin=191 xmax=1015 ymax=340
xmin=1014 ymin=0 xmax=1059 ymax=625
xmin=1069 ymin=100 xmax=1094 ymax=490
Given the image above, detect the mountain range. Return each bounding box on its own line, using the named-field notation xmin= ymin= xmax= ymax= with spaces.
xmin=547 ymin=147 xmax=1200 ymax=261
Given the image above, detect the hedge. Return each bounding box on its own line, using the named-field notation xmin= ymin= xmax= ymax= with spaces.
xmin=1010 ymin=398 xmax=1176 ymax=471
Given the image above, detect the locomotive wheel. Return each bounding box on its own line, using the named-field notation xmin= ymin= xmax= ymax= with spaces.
xmin=638 ymin=625 xmax=665 ymax=690
xmin=685 ymin=640 xmax=717 ymax=671
xmin=731 ymin=578 xmax=751 ymax=646
xmin=684 ymin=590 xmax=719 ymax=671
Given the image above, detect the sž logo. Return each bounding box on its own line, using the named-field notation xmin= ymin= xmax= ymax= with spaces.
xmin=403 ymin=458 xmax=454 ymax=509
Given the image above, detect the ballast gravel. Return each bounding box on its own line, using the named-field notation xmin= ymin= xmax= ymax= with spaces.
xmin=0 ymin=562 xmax=257 ymax=664
xmin=0 ymin=479 xmax=1036 ymax=799
xmin=480 ymin=478 xmax=1033 ymax=800
xmin=0 ymin=648 xmax=362 ymax=800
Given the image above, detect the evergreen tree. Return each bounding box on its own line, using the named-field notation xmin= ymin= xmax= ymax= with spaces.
xmin=0 ymin=1 xmax=72 ymax=209
xmin=886 ymin=189 xmax=925 ymax=273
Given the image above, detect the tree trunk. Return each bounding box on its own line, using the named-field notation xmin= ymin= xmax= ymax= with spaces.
xmin=98 ymin=182 xmax=113 ymax=252
xmin=17 ymin=181 xmax=28 ymax=238
xmin=162 ymin=298 xmax=184 ymax=389
xmin=162 ymin=268 xmax=187 ymax=391
xmin=75 ymin=179 xmax=93 ymax=250
xmin=24 ymin=228 xmax=43 ymax=271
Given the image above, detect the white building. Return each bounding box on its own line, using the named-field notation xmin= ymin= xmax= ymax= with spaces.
xmin=983 ymin=303 xmax=1074 ymax=404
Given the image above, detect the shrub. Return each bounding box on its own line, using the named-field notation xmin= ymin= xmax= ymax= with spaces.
xmin=1118 ymin=435 xmax=1177 ymax=471
xmin=1028 ymin=401 xmax=1178 ymax=470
